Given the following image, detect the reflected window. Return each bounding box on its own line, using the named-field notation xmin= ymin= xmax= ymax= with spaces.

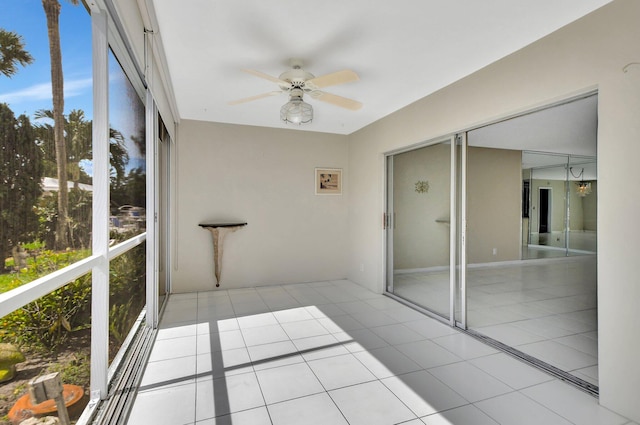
xmin=108 ymin=49 xmax=146 ymax=239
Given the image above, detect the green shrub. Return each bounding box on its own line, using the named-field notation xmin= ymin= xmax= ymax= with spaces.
xmin=0 ymin=250 xmax=92 ymax=350
xmin=46 ymin=351 xmax=91 ymax=386
xmin=109 ymin=243 xmax=146 ymax=347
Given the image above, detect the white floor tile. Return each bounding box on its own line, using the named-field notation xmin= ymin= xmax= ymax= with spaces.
xmin=247 ymin=340 xmax=304 ymax=371
xmin=195 ymin=406 xmax=271 ymax=425
xmin=148 ymin=335 xmax=197 ymax=362
xmin=403 ymin=319 xmax=459 ymax=339
xmin=521 ymin=380 xmax=628 ymax=425
xmin=335 ymin=300 xmax=378 ymax=314
xmin=370 ymin=323 xmax=425 ymax=345
xmin=318 ymin=315 xmax=365 ymax=333
xmin=351 ymin=310 xmax=398 ymax=328
xmin=195 ymin=372 xmax=264 ymax=421
xmin=196 ymin=348 xmax=253 ymax=378
xmin=381 ymin=370 xmax=468 ymax=416
xmin=127 ymin=383 xmax=196 ymax=425
xmin=305 ymin=304 xmax=347 ymax=318
xmin=156 ymin=321 xmax=198 ymax=341
xmin=475 ymin=392 xmax=574 ymax=425
xmin=281 ymin=319 xmax=329 ymax=339
xmin=353 ymin=346 xmax=421 ymax=379
xmin=255 ymin=362 xmax=324 ymax=404
xmin=162 ymin=306 xmax=198 ymax=324
xmin=475 ymin=323 xmax=546 ymax=346
xmin=241 ymin=324 xmax=289 ymax=346
xmin=196 ymin=318 xmax=239 ymax=334
xmin=307 ymin=353 xmax=377 ymax=390
xmin=292 ymin=334 xmax=350 ymax=361
xmin=132 ymin=280 xmax=610 ymax=425
xmin=196 ymin=330 xmax=245 ymax=353
xmin=228 ymin=291 xmax=262 ymax=305
xmin=139 ymin=355 xmax=196 ymax=391
xmin=364 ymin=297 xmax=403 ymax=310
xmin=517 ymin=339 xmax=597 ymax=371
xmin=395 ymin=340 xmax=462 ymax=369
xmin=197 ymin=304 xmax=235 ymax=321
xmin=469 ymin=353 xmax=554 ymax=389
xmin=197 ymin=296 xmax=232 ymax=310
xmin=165 ymin=297 xmax=198 ymax=312
xmin=572 ymin=365 xmax=599 ymax=386
xmin=554 ymin=333 xmax=598 ymax=357
xmin=272 ymin=306 xmax=314 ymax=323
xmin=329 ymin=381 xmax=417 ymax=425
xmin=171 ymin=292 xmax=199 ymax=301
xmin=315 ymin=287 xmax=360 ymax=303
xmin=236 ymin=312 xmax=278 ymax=329
xmin=287 ymin=290 xmax=332 ymax=305
xmin=428 ymin=361 xmax=512 ymax=402
xmin=268 ymin=393 xmax=348 ymax=425
xmin=421 ymin=404 xmax=499 ymax=425
xmin=232 ymin=301 xmax=270 ymax=315
xmin=335 ymin=329 xmax=389 ymax=353
xmin=383 ymin=306 xmax=429 ymax=323
xmin=512 ymin=317 xmax=577 ymax=339
xmin=432 ymin=333 xmax=499 ymax=360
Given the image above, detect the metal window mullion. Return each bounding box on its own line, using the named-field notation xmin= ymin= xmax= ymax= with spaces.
xmin=449 ymin=136 xmax=456 ymax=326
xmin=90 ymin=5 xmax=110 ymax=402
xmin=386 ymin=156 xmax=394 ymax=293
xmin=146 ymin=91 xmax=158 ymax=329
xmin=460 ymin=133 xmax=468 ymax=329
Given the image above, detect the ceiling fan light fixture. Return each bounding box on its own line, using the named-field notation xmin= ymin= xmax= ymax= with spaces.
xmin=280 ymin=96 xmax=313 ymax=125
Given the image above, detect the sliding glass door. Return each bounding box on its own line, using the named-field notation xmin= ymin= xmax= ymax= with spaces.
xmin=385 ymin=93 xmax=599 ymax=392
xmin=386 ymin=137 xmax=457 ymax=323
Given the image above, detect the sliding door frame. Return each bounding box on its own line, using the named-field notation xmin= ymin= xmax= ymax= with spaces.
xmin=384 ymin=135 xmax=459 ymax=325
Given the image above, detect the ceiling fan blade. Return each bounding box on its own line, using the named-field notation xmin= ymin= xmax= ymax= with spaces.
xmin=305 ymin=69 xmax=359 ymax=90
xmin=228 ymin=91 xmax=281 ymax=105
xmin=242 ymin=69 xmax=289 ymax=85
xmin=309 ymin=91 xmax=362 ymax=111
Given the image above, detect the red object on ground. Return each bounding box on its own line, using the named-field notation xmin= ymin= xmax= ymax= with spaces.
xmin=8 ymin=384 xmax=84 ymax=424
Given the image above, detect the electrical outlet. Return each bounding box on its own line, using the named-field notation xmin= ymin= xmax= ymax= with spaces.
xmin=360 ymin=263 xmax=364 ymax=272
xmin=492 ymin=248 xmax=498 ymax=256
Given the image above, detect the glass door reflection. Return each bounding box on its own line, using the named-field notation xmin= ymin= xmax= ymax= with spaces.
xmin=387 ymin=139 xmax=454 ymax=321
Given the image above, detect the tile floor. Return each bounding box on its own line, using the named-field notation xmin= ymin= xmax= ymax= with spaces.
xmin=393 ymin=255 xmax=598 ymax=385
xmin=126 ymin=279 xmax=634 ymax=425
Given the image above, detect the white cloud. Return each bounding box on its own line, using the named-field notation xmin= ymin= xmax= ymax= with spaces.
xmin=0 ymin=77 xmax=92 ymax=104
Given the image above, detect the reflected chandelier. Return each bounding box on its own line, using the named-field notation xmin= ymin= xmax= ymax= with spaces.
xmin=570 ymin=167 xmax=592 ymax=197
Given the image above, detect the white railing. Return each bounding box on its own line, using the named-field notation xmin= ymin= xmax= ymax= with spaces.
xmin=0 ymin=232 xmax=147 ymax=319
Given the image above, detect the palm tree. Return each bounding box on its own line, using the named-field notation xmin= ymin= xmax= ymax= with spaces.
xmin=41 ymin=0 xmax=79 ymax=250
xmin=34 ymin=108 xmax=130 ymax=187
xmin=0 ymin=28 xmax=34 ymax=78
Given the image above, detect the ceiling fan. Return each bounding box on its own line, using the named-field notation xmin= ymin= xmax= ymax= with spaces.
xmin=229 ymin=59 xmax=362 ymax=124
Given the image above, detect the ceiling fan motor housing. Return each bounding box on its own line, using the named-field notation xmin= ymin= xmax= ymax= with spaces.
xmin=279 ymin=68 xmax=315 ymax=89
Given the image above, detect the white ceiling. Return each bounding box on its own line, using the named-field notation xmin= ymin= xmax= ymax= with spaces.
xmin=150 ymin=0 xmax=612 ymax=135
xmin=468 ymin=94 xmax=598 ymax=157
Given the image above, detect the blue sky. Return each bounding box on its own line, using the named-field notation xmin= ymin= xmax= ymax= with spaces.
xmin=0 ymin=1 xmax=145 ymax=174
xmin=0 ymin=0 xmax=93 ymax=119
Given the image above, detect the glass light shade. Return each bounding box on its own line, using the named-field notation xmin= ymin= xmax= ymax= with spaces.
xmin=576 ymin=181 xmax=592 ymax=197
xmin=280 ymin=97 xmax=313 ymax=124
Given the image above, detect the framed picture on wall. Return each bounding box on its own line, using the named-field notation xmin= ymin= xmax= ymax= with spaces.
xmin=315 ymin=168 xmax=342 ymax=195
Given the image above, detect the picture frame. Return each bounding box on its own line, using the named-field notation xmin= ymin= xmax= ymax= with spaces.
xmin=315 ymin=168 xmax=342 ymax=195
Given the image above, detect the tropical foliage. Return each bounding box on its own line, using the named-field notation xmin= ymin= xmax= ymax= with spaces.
xmin=0 ymin=104 xmax=43 ymax=268
xmin=0 ymin=28 xmax=33 ymax=78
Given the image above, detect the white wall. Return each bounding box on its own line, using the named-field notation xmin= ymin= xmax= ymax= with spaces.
xmin=347 ymin=0 xmax=640 ymax=420
xmin=173 ymin=121 xmax=349 ymax=292
xmin=392 ymin=143 xmax=451 ymax=270
xmin=467 ymin=147 xmax=522 ymax=264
